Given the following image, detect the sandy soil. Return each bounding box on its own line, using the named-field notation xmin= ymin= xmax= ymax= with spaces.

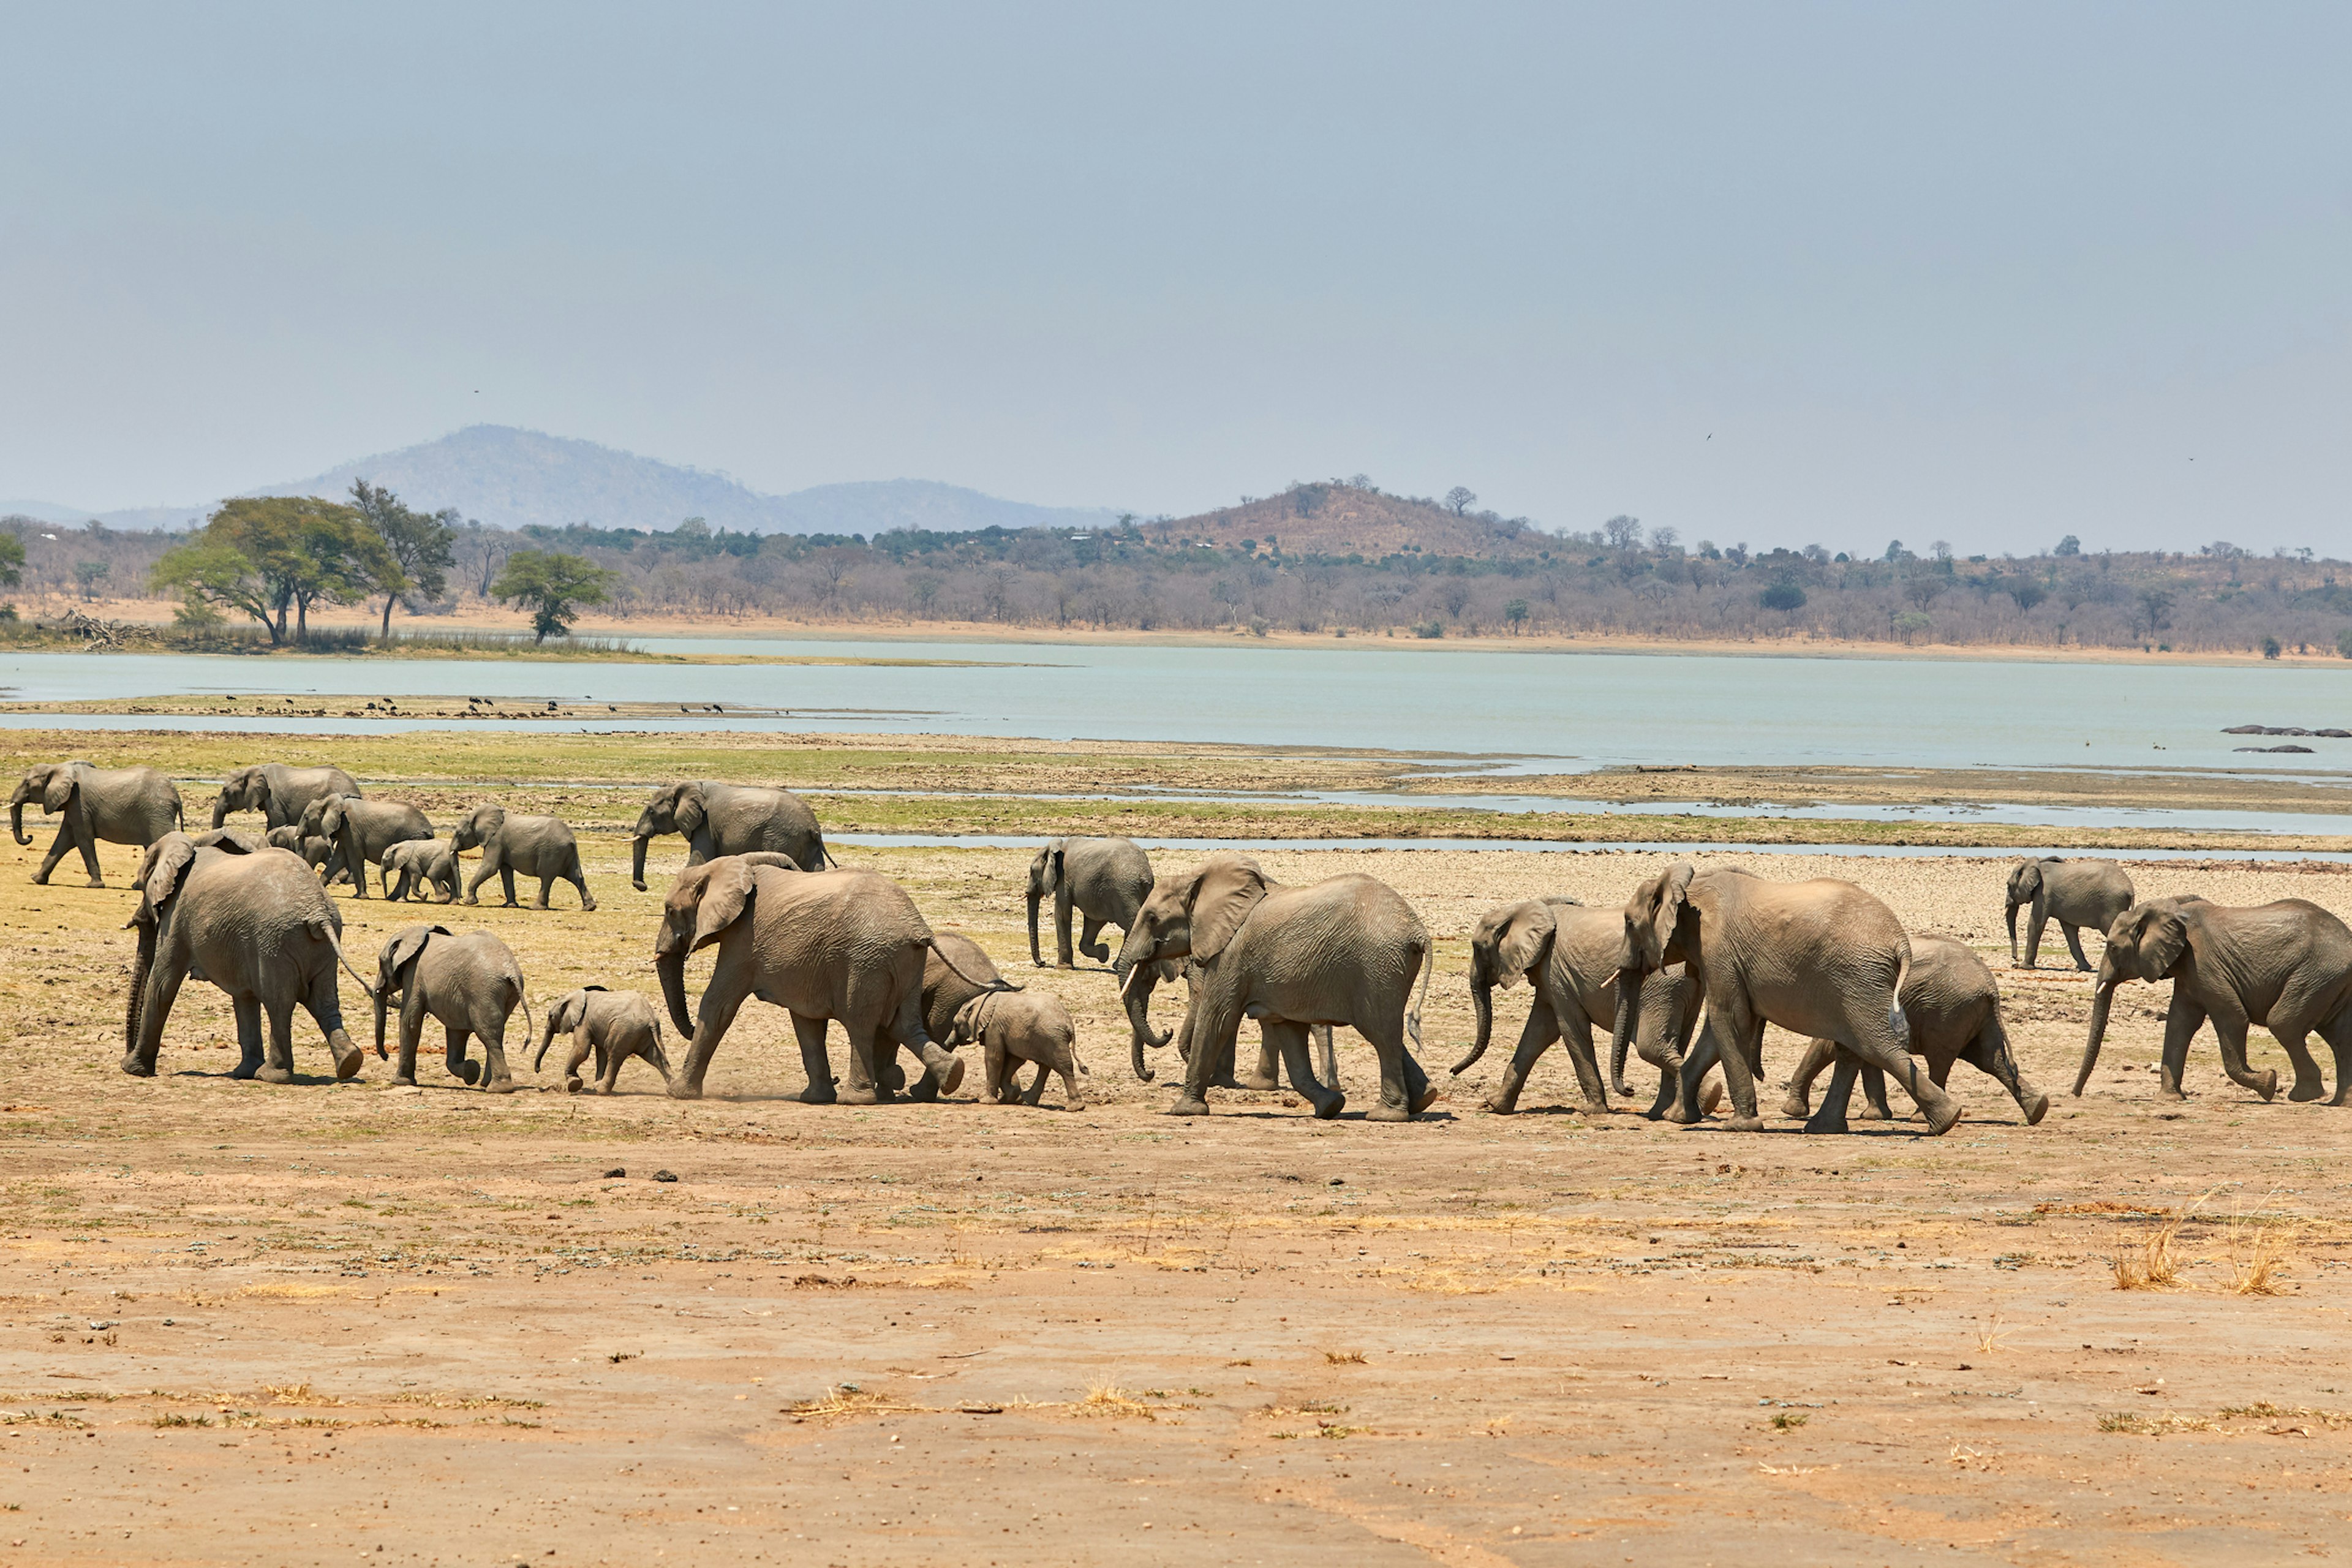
xmin=42 ymin=592 xmax=2352 ymax=669
xmin=5 ymin=832 xmax=2352 ymax=1565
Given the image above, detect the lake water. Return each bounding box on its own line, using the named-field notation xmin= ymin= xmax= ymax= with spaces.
xmin=2 ymin=637 xmax=2348 ymax=778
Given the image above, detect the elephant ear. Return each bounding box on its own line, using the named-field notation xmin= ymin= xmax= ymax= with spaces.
xmin=2139 ymin=908 xmax=2191 ymax=978
xmin=385 ymin=924 xmax=448 ymax=979
xmin=320 ymin=796 xmax=348 ymax=836
xmin=582 ymin=982 xmax=609 ymax=993
xmin=737 ymin=850 xmax=802 ymax=872
xmin=1188 ymin=856 xmax=1269 ymax=962
xmin=1493 ymin=902 xmax=1558 ymax=985
xmin=194 ymin=828 xmax=260 ymax=854
xmin=1649 ymin=863 xmax=1695 ymax=956
xmin=1030 ymin=843 xmax=1060 ymax=895
xmin=42 ymin=767 xmax=78 ymax=813
xmin=139 ymin=835 xmax=200 ymax=908
xmin=690 ymin=858 xmax=757 ymax=949
xmin=674 ymin=783 xmax=707 ymax=839
xmin=952 ymin=992 xmax=997 ymax=1045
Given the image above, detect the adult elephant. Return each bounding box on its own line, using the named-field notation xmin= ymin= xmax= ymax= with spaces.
xmin=122 ymin=830 xmax=370 ymax=1083
xmin=654 ymin=856 xmax=1005 ymax=1103
xmin=301 ymin=793 xmax=432 ymax=899
xmin=1114 ymin=854 xmax=1434 ymax=1121
xmin=2078 ymin=896 xmax=2352 ymax=1104
xmin=1608 ymin=864 xmax=1962 ymax=1136
xmin=629 ymin=781 xmax=831 ymax=891
xmin=210 ymin=764 xmax=360 ymax=831
xmin=2006 ymin=858 xmax=2135 ymax=971
xmin=1028 ymin=837 xmax=1154 ymax=968
xmin=11 ymin=761 xmax=183 ymax=886
xmin=450 ymin=804 xmax=595 ymax=910
xmin=1777 ymin=935 xmax=2049 ymax=1131
xmin=1450 ymin=894 xmax=1701 ymax=1119
xmin=1123 ymin=957 xmax=1336 ymax=1093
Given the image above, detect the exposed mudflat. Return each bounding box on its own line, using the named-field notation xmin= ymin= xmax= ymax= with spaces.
xmin=4 ymin=837 xmax=2351 ymax=1564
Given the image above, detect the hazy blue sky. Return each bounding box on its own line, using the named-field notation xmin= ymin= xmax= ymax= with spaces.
xmin=3 ymin=2 xmax=2344 ymax=554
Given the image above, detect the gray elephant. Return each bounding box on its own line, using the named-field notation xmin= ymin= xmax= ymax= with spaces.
xmin=12 ymin=761 xmax=183 ymax=886
xmin=629 ymin=780 xmax=831 ymax=891
xmin=2078 ymin=895 xmax=2352 ymax=1104
xmin=301 ymin=793 xmax=432 ymax=899
xmin=533 ymin=986 xmax=669 ymax=1094
xmin=655 ymin=856 xmax=1006 ymax=1102
xmin=2006 ymin=858 xmax=2135 ymax=970
xmin=1777 ymin=935 xmax=2049 ymax=1131
xmin=379 ymin=839 xmax=459 ymax=903
xmin=374 ymin=924 xmax=533 ymax=1092
xmin=1450 ymin=895 xmax=1703 ymax=1118
xmin=263 ymin=824 xmax=337 ymax=874
xmin=1115 ymin=854 xmax=1434 ymax=1121
xmin=451 ymin=804 xmax=595 ymax=911
xmin=1127 ymin=956 xmax=1337 ymax=1093
xmin=210 ymin=763 xmax=361 ymax=831
xmin=1028 ymin=836 xmax=1154 ymax=968
xmin=949 ymin=990 xmax=1087 ymax=1109
xmin=1609 ymin=864 xmax=1962 ymax=1136
xmin=122 ymin=830 xmax=369 ymax=1083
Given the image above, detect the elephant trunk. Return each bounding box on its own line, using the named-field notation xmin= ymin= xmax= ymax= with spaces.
xmin=1122 ymin=965 xmax=1168 ymax=1080
xmin=630 ymin=834 xmax=650 ymax=891
xmin=124 ymin=918 xmax=156 ymax=1055
xmin=532 ymin=1011 xmax=560 ymax=1073
xmin=657 ymin=951 xmax=695 ymax=1042
xmin=9 ymin=793 xmax=29 ymax=846
xmin=2075 ymin=979 xmax=2117 ymax=1096
xmin=1453 ymin=971 xmax=1494 ymax=1076
xmin=374 ymin=979 xmax=392 ymax=1060
xmin=2003 ymin=899 xmax=2021 ymax=964
xmin=1608 ymin=970 xmax=1643 ymax=1090
xmin=1026 ymin=889 xmax=1044 ymax=966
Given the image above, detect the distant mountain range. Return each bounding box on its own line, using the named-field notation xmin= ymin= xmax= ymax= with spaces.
xmin=1 ymin=424 xmax=1128 ymax=537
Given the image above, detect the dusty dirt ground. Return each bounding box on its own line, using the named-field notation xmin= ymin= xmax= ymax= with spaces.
xmin=6 ymin=834 xmax=2352 ymax=1565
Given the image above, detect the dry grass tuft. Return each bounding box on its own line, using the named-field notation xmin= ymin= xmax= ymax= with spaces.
xmin=2111 ymin=1191 xmax=2215 ymax=1289
xmin=1973 ymin=1316 xmax=2007 ymax=1355
xmin=2223 ymin=1202 xmax=2296 ymax=1296
xmin=1322 ymin=1348 xmax=1366 ymax=1365
xmin=788 ymin=1385 xmax=927 ymax=1421
xmin=1078 ymin=1383 xmax=1155 ymax=1420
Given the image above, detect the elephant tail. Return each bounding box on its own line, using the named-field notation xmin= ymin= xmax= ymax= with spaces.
xmin=316 ymin=918 xmax=375 ymax=1000
xmin=1406 ymin=938 xmax=1433 ymax=1050
xmin=514 ymin=979 xmax=535 ymax=1050
xmin=929 ymin=938 xmax=1020 ymax=994
xmin=1887 ymin=947 xmax=1912 ymax=1051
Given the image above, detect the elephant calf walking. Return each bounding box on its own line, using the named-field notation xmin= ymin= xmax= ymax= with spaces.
xmin=1027 ymin=835 xmax=1153 ymax=968
xmin=2006 ymin=857 xmax=2135 ymax=971
xmin=535 ymin=986 xmax=668 ymax=1094
xmin=380 ymin=839 xmax=460 ymax=903
xmin=452 ymin=804 xmax=595 ymax=911
xmin=374 ymin=924 xmax=532 ymax=1092
xmin=951 ymin=990 xmax=1087 ymax=1109
xmin=1779 ymin=935 xmax=2049 ymax=1131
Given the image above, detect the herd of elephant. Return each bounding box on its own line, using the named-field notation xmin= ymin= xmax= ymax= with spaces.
xmin=17 ymin=757 xmax=2352 ymax=1129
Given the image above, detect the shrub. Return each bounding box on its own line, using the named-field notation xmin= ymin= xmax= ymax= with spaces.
xmin=1412 ymin=621 xmax=1445 ymax=639
xmin=1759 ymin=582 xmax=1807 ymax=612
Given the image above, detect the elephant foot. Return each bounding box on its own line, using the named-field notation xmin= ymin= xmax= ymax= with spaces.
xmin=482 ymin=1077 xmax=519 ymax=1095
xmin=837 ymin=1084 xmax=884 ymax=1106
xmin=1778 ymin=1091 xmax=1811 ymax=1120
xmin=796 ymin=1081 xmax=835 ymax=1105
xmin=119 ymin=1055 xmax=154 ymax=1078
xmin=1236 ymin=1070 xmax=1280 ymax=1091
xmin=1699 ymin=1080 xmax=1725 ymax=1116
xmin=256 ymin=1065 xmax=296 ymax=1085
xmin=1310 ymin=1093 xmax=1345 ymax=1120
xmin=2290 ymin=1078 xmax=2325 ymax=1103
xmin=903 ymin=1072 xmax=940 ymax=1103
xmin=2021 ymin=1091 xmax=2049 ymax=1126
xmin=1803 ymin=1106 xmax=1850 ymax=1135
xmin=1859 ymin=1102 xmax=1894 ymax=1121
xmin=2255 ymin=1069 xmax=2279 ymax=1102
xmin=565 ymin=1077 xmax=585 ymax=1094
xmin=1480 ymin=1093 xmax=1517 ymax=1115
xmin=1577 ymin=1098 xmax=1609 ymax=1117
xmin=83 ymin=878 xmax=105 ymax=889
xmin=331 ymin=1045 xmax=364 ymax=1082
xmin=1921 ymin=1098 xmax=1963 ymax=1137
xmin=630 ymin=880 xmax=648 ymax=893
xmin=1723 ymin=1113 xmax=1765 ymax=1133
xmin=668 ymin=1078 xmax=706 ymax=1100
xmin=229 ymin=1061 xmax=260 ymax=1081
xmin=461 ymin=895 xmax=480 ymax=907
xmin=1410 ymin=1083 xmax=1439 ymax=1114
xmin=1165 ymin=1096 xmax=1211 ymax=1117
xmin=389 ymin=1073 xmax=418 ymax=1087
xmin=1365 ymin=1099 xmax=1417 ymax=1122
xmin=1065 ymin=1100 xmax=1087 ymax=1113
xmin=580 ymin=899 xmax=597 ymax=912
xmin=453 ymin=1060 xmax=481 ymax=1085
xmin=28 ymin=873 xmax=48 ymax=886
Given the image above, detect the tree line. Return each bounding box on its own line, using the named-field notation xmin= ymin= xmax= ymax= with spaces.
xmin=4 ymin=483 xmax=2350 ymax=657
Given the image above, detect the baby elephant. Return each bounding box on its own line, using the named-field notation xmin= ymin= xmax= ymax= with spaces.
xmin=535 ymin=986 xmax=669 ymax=1094
xmin=264 ymin=824 xmax=339 ymax=875
xmin=451 ymin=804 xmax=595 ymax=911
xmin=374 ymin=924 xmax=533 ymax=1092
xmin=949 ymin=990 xmax=1087 ymax=1109
xmin=379 ymin=839 xmax=459 ymax=903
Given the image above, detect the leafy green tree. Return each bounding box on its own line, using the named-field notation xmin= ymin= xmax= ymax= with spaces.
xmin=349 ymin=480 xmax=457 ymax=637
xmin=491 ymin=550 xmax=618 ymax=642
xmin=0 ymin=530 xmax=23 ymax=587
xmin=151 ymin=497 xmax=396 ymax=644
xmin=74 ymin=560 xmax=110 ymax=601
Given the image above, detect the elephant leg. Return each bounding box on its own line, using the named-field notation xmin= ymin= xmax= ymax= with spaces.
xmin=1077 ymin=914 xmax=1109 ymax=965
xmin=1804 ymin=1050 xmax=1860 ymax=1134
xmin=1957 ymin=1020 xmax=2047 ymax=1125
xmin=790 ymin=1011 xmax=836 ymax=1105
xmin=257 ymin=997 xmax=300 ymax=1084
xmin=2205 ymin=1005 xmax=2280 ymax=1101
xmin=1839 ymin=996 xmax=1961 ymax=1136
xmin=1269 ymin=1020 xmax=1343 ymax=1120
xmin=2157 ymin=997 xmax=2207 ymax=1099
xmin=838 ymin=1023 xmax=887 ymax=1106
xmin=387 ymin=870 xmax=410 ymax=903
xmin=391 ymin=993 xmax=426 ymax=1086
xmin=1556 ymin=1011 xmax=1611 ymax=1115
xmin=568 ymin=859 xmax=595 ymax=912
xmin=2022 ymin=905 xmax=2047 ymax=969
xmin=1020 ymin=1060 xmax=1050 ymax=1107
xmin=300 ymin=971 xmax=363 ymax=1082
xmin=445 ymin=1025 xmax=481 ymax=1087
xmin=2060 ymin=922 xmax=2094 ymax=973
xmin=1662 ymin=1027 xmax=1719 ymax=1123
xmin=1698 ymin=997 xmax=1766 ymax=1132
xmin=1054 ymin=884 xmax=1076 ymax=968
xmin=533 ymin=874 xmax=554 ymax=911
xmin=127 ymin=963 xmax=187 ymax=1077
xmin=32 ymin=822 xmax=77 ymax=886
xmin=2318 ymin=1012 xmax=2352 ymax=1107
xmin=1485 ymin=1005 xmax=1559 ymax=1115
xmin=461 ymin=852 xmax=492 ymax=905
xmin=1781 ymin=1038 xmax=1836 ymax=1121
xmin=499 ymin=865 xmax=519 ymax=908
xmin=230 ymin=994 xmax=266 ymax=1080
xmin=1314 ymin=1025 xmax=1336 ymax=1090
xmin=1235 ymin=1023 xmax=1281 ymax=1092
xmin=2271 ymin=1027 xmax=2325 ymax=1103
xmin=982 ymin=1044 xmax=1008 ymax=1103
xmin=477 ymin=1020 xmax=516 ymax=1093
xmin=668 ymin=962 xmax=755 ymax=1100
xmin=1856 ymin=1064 xmax=1892 ymax=1119
xmin=565 ymin=1035 xmax=598 ymax=1093
xmin=1358 ymin=1015 xmax=1427 ymax=1123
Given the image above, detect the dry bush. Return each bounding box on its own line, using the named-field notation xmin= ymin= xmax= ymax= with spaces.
xmin=2111 ymin=1190 xmax=2214 ymax=1290
xmin=2223 ymin=1202 xmax=2296 ymax=1296
xmin=1079 ymin=1383 xmax=1153 ymax=1420
xmin=1322 ymin=1348 xmax=1366 ymax=1365
xmin=788 ymin=1386 xmax=925 ymax=1421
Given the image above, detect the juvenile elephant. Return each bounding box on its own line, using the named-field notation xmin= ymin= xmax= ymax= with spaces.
xmin=654 ymin=857 xmax=1005 ymax=1102
xmin=1450 ymin=895 xmax=1702 ymax=1118
xmin=1115 ymin=854 xmax=1434 ymax=1121
xmin=374 ymin=924 xmax=532 ymax=1092
xmin=1028 ymin=837 xmax=1154 ymax=968
xmin=12 ymin=761 xmax=183 ymax=886
xmin=302 ymin=793 xmax=432 ymax=899
xmin=1610 ymin=864 xmax=1962 ymax=1136
xmin=2006 ymin=858 xmax=2135 ymax=970
xmin=629 ymin=781 xmax=830 ymax=891
xmin=379 ymin=839 xmax=459 ymax=903
xmin=1777 ymin=935 xmax=2049 ymax=1131
xmin=950 ymin=989 xmax=1087 ymax=1109
xmin=123 ymin=830 xmax=370 ymax=1083
xmin=211 ymin=763 xmax=360 ymax=831
xmin=2078 ymin=896 xmax=2352 ymax=1105
xmin=534 ymin=986 xmax=669 ymax=1094
xmin=451 ymin=804 xmax=595 ymax=910
xmin=264 ymin=824 xmax=337 ymax=875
